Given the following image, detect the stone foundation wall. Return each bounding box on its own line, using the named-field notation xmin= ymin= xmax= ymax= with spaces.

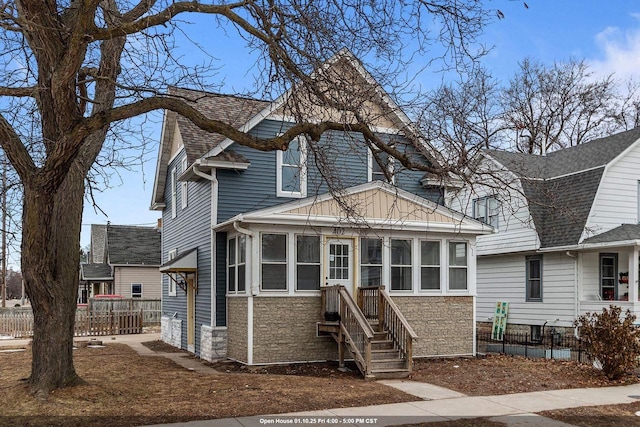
xmin=394 ymin=296 xmax=474 ymax=357
xmin=252 ymin=296 xmax=336 ymax=364
xmin=200 ymin=326 xmax=227 ymax=361
xmin=477 ymin=321 xmax=574 ymax=337
xmin=161 ymin=316 xmax=182 ymax=348
xmin=227 ymin=297 xmax=248 ymax=363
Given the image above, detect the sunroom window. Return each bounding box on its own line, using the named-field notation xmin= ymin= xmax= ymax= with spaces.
xmin=360 ymin=238 xmax=383 ymax=287
xmin=448 ymin=242 xmax=468 ymax=290
xmin=296 ymin=235 xmax=320 ymax=291
xmin=391 ymin=239 xmax=412 ymax=291
xmin=420 ymin=241 xmax=440 ymax=290
xmin=261 ymin=233 xmax=287 ymax=290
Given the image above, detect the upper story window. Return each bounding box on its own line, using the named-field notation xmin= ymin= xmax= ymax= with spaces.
xmin=368 ymin=149 xmax=395 ymax=184
xmin=360 ymin=238 xmax=383 ymax=287
xmin=448 ymin=241 xmax=468 ymax=290
xmin=277 ymin=137 xmax=307 ymax=198
xmin=181 ymin=157 xmax=188 ymax=209
xmin=473 ymin=196 xmax=499 ymax=229
xmin=170 ymin=167 xmax=177 ymax=219
xmin=526 ymin=255 xmax=542 ymax=301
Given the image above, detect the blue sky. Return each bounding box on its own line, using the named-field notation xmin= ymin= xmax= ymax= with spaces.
xmin=77 ymin=1 xmax=640 ymax=252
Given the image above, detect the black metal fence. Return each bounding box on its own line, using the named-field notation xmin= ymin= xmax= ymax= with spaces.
xmin=477 ymin=330 xmax=586 ymax=362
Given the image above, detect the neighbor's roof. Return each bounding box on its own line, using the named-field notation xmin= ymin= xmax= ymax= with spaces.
xmin=582 ymin=224 xmax=640 ymax=245
xmin=106 ymin=225 xmax=161 ymax=265
xmin=80 ymin=263 xmax=113 ymax=281
xmin=485 ymin=127 xmax=640 ymax=249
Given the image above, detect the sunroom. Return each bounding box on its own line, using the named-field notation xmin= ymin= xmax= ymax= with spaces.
xmin=213 ymin=181 xmax=492 ymax=365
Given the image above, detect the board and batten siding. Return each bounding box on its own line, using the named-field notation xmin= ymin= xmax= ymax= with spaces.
xmin=448 ymin=171 xmax=539 ymax=256
xmin=477 ymin=252 xmax=577 ymax=328
xmin=161 ymin=148 xmax=212 ymax=356
xmin=114 ymin=266 xmax=161 ymax=299
xmin=582 ymin=141 xmax=640 ymax=240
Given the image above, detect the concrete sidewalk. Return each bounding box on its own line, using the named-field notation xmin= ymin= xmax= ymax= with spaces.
xmin=144 ymin=381 xmax=640 ymax=426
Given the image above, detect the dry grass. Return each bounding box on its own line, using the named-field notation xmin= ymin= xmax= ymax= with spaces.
xmin=3 ymin=341 xmax=640 ymax=426
xmin=0 ymin=344 xmax=416 ymax=427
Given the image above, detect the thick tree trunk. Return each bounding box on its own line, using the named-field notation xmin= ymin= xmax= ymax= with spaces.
xmin=22 ymin=167 xmax=86 ymax=397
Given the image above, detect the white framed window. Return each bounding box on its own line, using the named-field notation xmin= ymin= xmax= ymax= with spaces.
xmin=170 ymin=167 xmax=177 ymax=219
xmin=473 ymin=196 xmax=499 ymax=229
xmin=368 ymin=149 xmax=395 ymax=184
xmin=168 ymin=249 xmax=177 ymax=296
xmin=181 ymin=157 xmax=188 ymax=209
xmin=131 ymin=283 xmax=143 ymax=298
xmin=276 ymin=137 xmax=307 ymax=198
xmin=448 ymin=241 xmax=468 ymax=290
xmin=391 ymin=239 xmax=412 ymax=291
xmin=296 ymin=235 xmax=320 ymax=291
xmin=526 ymin=255 xmax=543 ymax=301
xmin=420 ymin=241 xmax=440 ymax=290
xmin=360 ymin=238 xmax=383 ymax=287
xmin=228 ymin=236 xmax=247 ymax=294
xmin=261 ymin=233 xmax=287 ymax=291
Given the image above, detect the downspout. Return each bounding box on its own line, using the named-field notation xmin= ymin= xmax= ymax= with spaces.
xmin=566 ymin=250 xmax=579 ymax=337
xmin=192 ymin=162 xmax=218 ymax=328
xmin=233 ymin=217 xmax=257 ymax=365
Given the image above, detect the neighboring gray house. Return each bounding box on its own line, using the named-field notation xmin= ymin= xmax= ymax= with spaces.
xmin=151 ymin=50 xmax=491 ymax=378
xmin=448 ymin=127 xmax=640 ymax=338
xmin=79 ymin=224 xmax=162 ymax=302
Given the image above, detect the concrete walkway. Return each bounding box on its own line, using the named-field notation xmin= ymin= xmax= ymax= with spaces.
xmin=3 ymin=335 xmax=638 ymax=426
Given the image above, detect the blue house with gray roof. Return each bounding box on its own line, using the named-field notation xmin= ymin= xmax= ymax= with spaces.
xmin=150 ymin=50 xmax=491 ymax=378
xmin=448 ymin=126 xmax=640 ymax=338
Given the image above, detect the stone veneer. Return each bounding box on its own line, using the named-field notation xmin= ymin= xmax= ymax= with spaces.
xmin=393 ymin=295 xmax=474 ymax=356
xmin=227 ymin=297 xmax=248 ymax=362
xmin=477 ymin=321 xmax=573 ymax=337
xmin=200 ymin=326 xmax=227 ymax=361
xmin=251 ymin=296 xmax=336 ymax=364
xmin=161 ymin=316 xmax=182 ymax=348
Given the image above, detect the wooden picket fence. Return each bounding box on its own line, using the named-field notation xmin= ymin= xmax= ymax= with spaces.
xmin=0 ymin=306 xmax=143 ymax=338
xmin=87 ymin=298 xmax=161 ymax=326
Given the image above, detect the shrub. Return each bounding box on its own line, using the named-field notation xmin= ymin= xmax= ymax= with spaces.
xmin=574 ymin=305 xmax=640 ymax=380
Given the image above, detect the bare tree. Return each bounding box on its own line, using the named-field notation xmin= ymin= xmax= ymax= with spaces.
xmin=0 ymin=0 xmax=495 ymax=396
xmin=502 ymin=58 xmax=621 ymax=154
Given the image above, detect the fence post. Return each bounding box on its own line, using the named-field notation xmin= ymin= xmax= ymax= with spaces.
xmin=525 ymin=333 xmax=528 ymax=358
xmin=502 ymin=331 xmax=506 ymax=354
xmin=550 ymin=330 xmax=554 ymax=360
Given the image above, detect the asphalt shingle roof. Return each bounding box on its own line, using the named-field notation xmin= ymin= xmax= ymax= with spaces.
xmin=106 ymin=225 xmax=161 ymax=265
xmin=582 ymin=224 xmax=640 ymax=245
xmin=486 ymin=127 xmax=640 ymax=248
xmin=80 ymin=263 xmax=113 ymax=281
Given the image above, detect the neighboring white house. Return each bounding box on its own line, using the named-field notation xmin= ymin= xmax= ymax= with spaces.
xmin=448 ymin=127 xmax=640 ymax=337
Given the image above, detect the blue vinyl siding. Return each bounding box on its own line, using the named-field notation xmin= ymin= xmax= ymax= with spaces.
xmin=215 ymin=232 xmax=227 ymax=326
xmin=161 ymin=149 xmax=211 ymax=355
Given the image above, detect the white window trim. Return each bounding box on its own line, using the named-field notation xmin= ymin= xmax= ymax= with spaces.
xmin=131 ymin=283 xmax=143 ymax=298
xmin=419 ymin=240 xmax=441 ymax=292
xmin=390 ymin=238 xmax=413 ymax=292
xmin=168 ymin=249 xmax=177 ymax=297
xmin=360 ymin=237 xmax=383 ymax=288
xmin=227 ymin=236 xmax=247 ymax=295
xmin=368 ymin=148 xmax=396 ymax=184
xmin=181 ymin=157 xmax=188 ymax=209
xmin=447 ymin=240 xmax=469 ymax=292
xmin=295 ymin=234 xmax=321 ymax=291
xmin=276 ymin=137 xmax=307 ymax=198
xmin=170 ymin=167 xmax=177 ymax=219
xmin=260 ymin=232 xmax=289 ymax=292
xmin=473 ymin=195 xmax=499 ymax=229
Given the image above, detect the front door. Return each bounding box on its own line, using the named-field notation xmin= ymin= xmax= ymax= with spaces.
xmin=325 ymin=239 xmax=354 ymax=295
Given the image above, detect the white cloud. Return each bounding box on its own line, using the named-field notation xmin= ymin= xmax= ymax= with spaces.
xmin=589 ymin=22 xmax=640 ymax=81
